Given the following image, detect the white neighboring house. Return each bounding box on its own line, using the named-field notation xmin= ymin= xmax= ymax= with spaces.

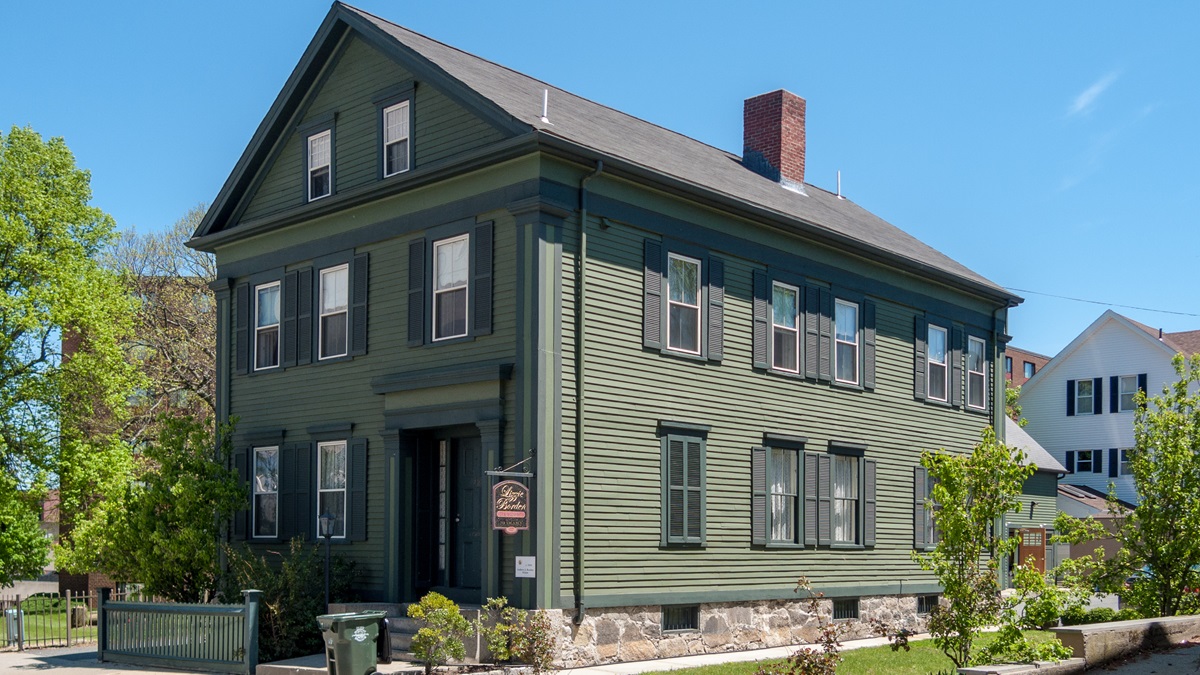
xmin=1019 ymin=309 xmax=1200 ymax=505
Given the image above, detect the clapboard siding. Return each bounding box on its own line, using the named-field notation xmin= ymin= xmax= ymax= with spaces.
xmin=559 ymin=212 xmax=998 ymax=600
xmin=241 ymin=35 xmax=506 ymax=224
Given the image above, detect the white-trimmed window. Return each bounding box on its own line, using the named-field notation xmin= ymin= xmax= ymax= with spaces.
xmin=832 ymin=454 xmax=859 ymax=544
xmin=967 ymin=336 xmax=986 ymax=410
xmin=1120 ymin=448 xmax=1133 ymax=475
xmin=319 ymin=264 xmax=349 ymax=359
xmin=927 ymin=325 xmax=949 ymax=401
xmin=835 ymin=300 xmax=859 ymax=385
xmin=317 ymin=441 xmax=347 ymax=538
xmin=769 ymin=448 xmax=798 ymax=543
xmin=383 ymin=101 xmax=410 ymax=177
xmin=252 ymin=446 xmax=279 ymax=538
xmin=1119 ymin=375 xmax=1138 ymax=412
xmin=1024 ymin=361 xmax=1036 ymax=379
xmin=308 ymin=130 xmax=332 ymax=201
xmin=433 ymin=234 xmax=469 ymax=341
xmin=1076 ymin=449 xmax=1094 ymax=473
xmin=254 ymin=282 xmax=281 ymax=370
xmin=771 ymin=282 xmax=799 ymax=372
xmin=667 ymin=253 xmax=701 ymax=354
xmin=1075 ymin=379 xmax=1094 ymax=415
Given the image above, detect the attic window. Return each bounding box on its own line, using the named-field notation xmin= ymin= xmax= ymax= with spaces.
xmin=383 ymin=101 xmax=410 ymax=177
xmin=308 ymin=130 xmax=332 ymax=201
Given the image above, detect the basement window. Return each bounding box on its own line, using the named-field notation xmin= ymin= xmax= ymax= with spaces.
xmin=917 ymin=594 xmax=939 ymax=615
xmin=832 ymin=598 xmax=859 ymax=621
xmin=662 ymin=605 xmax=699 ymax=632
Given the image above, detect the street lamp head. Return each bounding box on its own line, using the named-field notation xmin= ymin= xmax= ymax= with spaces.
xmin=318 ymin=511 xmax=335 ymax=538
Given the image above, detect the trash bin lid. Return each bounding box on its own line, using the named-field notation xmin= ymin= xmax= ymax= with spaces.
xmin=315 ymin=610 xmax=389 ymax=631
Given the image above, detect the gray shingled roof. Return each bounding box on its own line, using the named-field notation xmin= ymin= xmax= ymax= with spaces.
xmin=345 ymin=4 xmax=1012 ymax=300
xmin=1005 ymin=417 xmax=1067 ymax=474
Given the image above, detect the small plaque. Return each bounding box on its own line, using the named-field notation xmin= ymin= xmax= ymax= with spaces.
xmin=515 ymin=556 xmax=536 ymax=578
xmin=492 ymin=480 xmax=530 ymax=534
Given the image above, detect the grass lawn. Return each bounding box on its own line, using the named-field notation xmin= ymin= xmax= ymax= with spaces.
xmin=645 ymin=631 xmax=1060 ymax=675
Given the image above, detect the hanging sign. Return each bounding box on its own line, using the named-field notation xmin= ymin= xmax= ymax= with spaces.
xmin=492 ymin=480 xmax=530 ymax=534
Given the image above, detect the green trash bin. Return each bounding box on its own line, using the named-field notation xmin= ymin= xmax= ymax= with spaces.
xmin=316 ymin=610 xmax=389 ymax=675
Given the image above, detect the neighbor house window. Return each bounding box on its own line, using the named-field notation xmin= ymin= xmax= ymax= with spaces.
xmin=832 ymin=454 xmax=859 ymax=544
xmin=317 ymin=441 xmax=347 ymax=538
xmin=769 ymin=448 xmax=799 ymax=544
xmin=1024 ymin=361 xmax=1035 ymax=379
xmin=382 ymin=101 xmax=410 ymax=176
xmin=927 ymin=325 xmax=949 ymax=401
xmin=319 ymin=264 xmax=349 ymax=359
xmin=1120 ymin=448 xmax=1133 ymax=475
xmin=835 ymin=300 xmax=859 ymax=385
xmin=667 ymin=253 xmax=701 ymax=354
xmin=1075 ymin=379 xmax=1094 ymax=415
xmin=307 ymin=130 xmax=332 ymax=201
xmin=432 ymin=234 xmax=469 ymax=341
xmin=772 ymin=282 xmax=799 ymax=372
xmin=967 ymin=336 xmax=986 ymax=410
xmin=1076 ymin=449 xmax=1094 ymax=473
xmin=1119 ymin=375 xmax=1138 ymax=412
xmin=1005 ymin=356 xmax=1013 ymax=376
xmin=252 ymin=446 xmax=279 ymax=538
xmin=254 ymin=282 xmax=281 ymax=370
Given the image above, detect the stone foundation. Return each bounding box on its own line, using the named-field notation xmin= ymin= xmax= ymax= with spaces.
xmin=546 ymin=595 xmax=930 ymax=668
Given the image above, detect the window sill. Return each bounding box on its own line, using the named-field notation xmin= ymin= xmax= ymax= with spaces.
xmin=965 ymin=405 xmax=990 ymax=416
xmin=315 ymin=353 xmax=353 ymax=365
xmin=766 ymin=367 xmax=806 ymax=380
xmin=763 ymin=542 xmax=805 ymax=550
xmin=921 ymin=397 xmax=953 ymax=408
xmin=655 ymin=347 xmax=712 ymax=364
xmin=831 ymin=379 xmax=864 ymax=392
xmin=660 ymin=542 xmax=706 ymax=549
xmin=830 ymin=543 xmax=865 ymax=550
xmin=421 ymin=334 xmax=477 ymax=348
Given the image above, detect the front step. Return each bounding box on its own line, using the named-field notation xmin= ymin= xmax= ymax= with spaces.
xmin=329 ymin=602 xmax=486 ymax=662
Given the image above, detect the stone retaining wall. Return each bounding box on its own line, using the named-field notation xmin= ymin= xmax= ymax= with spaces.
xmin=546 ymin=595 xmax=930 ymax=668
xmin=1050 ymin=614 xmax=1200 ymax=668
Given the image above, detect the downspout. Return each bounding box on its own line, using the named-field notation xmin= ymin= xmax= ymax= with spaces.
xmin=575 ymin=160 xmax=603 ymax=623
xmin=993 ymin=302 xmax=1014 ymax=585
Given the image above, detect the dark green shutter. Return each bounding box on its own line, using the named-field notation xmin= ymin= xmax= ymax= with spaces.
xmin=863 ymin=300 xmax=877 ymax=390
xmin=864 ymin=459 xmax=877 ymax=547
xmin=297 ymin=268 xmax=313 ymax=365
xmin=751 ymin=446 xmax=767 ymax=545
xmin=644 ymin=240 xmax=664 ymax=350
xmin=472 ymin=222 xmax=493 ymax=336
xmin=277 ymin=444 xmax=298 ymax=540
xmin=235 ymin=283 xmax=250 ymax=375
xmin=804 ymin=286 xmax=820 ymax=379
xmin=950 ymin=327 xmax=964 ymax=407
xmin=349 ymin=438 xmax=368 ymax=541
xmin=667 ymin=436 xmax=685 ymax=542
xmin=913 ymin=316 xmax=927 ymax=400
xmin=913 ymin=466 xmax=927 ymax=549
xmin=707 ymin=257 xmax=724 ymax=361
xmin=1109 ymin=448 xmax=1119 ymax=478
xmin=752 ymin=270 xmax=770 ymax=369
xmin=407 ymin=239 xmax=425 ymax=346
xmin=349 ymin=253 xmax=369 ymax=356
xmin=282 ymin=271 xmax=298 ymax=368
xmin=1110 ymin=376 xmax=1119 ymax=413
xmin=232 ymin=447 xmax=249 ymax=540
xmin=686 ymin=437 xmax=704 ymax=542
xmin=1093 ymin=377 xmax=1104 ymax=415
xmin=296 ymin=443 xmax=313 ymax=541
xmin=817 ymin=453 xmax=832 ymax=546
xmin=1066 ymin=380 xmax=1076 ymax=416
xmin=818 ymin=289 xmax=833 ymax=382
xmin=1065 ymin=450 xmax=1075 ymax=473
xmin=803 ymin=451 xmax=819 ymax=546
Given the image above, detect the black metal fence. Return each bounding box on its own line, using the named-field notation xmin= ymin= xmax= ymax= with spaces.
xmin=0 ymin=589 xmax=123 ymax=650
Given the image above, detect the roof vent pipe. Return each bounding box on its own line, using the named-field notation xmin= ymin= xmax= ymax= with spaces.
xmin=837 ymin=170 xmax=844 ymax=199
xmin=1159 ymin=328 xmax=1163 ymax=339
xmin=541 ymin=89 xmax=551 ymax=124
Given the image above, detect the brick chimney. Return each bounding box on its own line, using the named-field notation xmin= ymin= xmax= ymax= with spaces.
xmin=743 ymin=90 xmax=806 ymax=192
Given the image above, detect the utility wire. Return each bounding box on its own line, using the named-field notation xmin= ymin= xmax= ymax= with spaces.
xmin=1004 ymin=287 xmax=1200 ymax=318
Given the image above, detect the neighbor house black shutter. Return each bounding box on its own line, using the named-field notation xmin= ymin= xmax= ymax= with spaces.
xmin=235 ymin=283 xmax=250 ymax=375
xmin=863 ymin=300 xmax=877 ymax=390
xmin=913 ymin=466 xmax=928 ymax=549
xmin=804 ymin=451 xmax=819 ymax=547
xmin=407 ymin=239 xmax=425 ymax=346
xmin=643 ymin=240 xmax=664 ymax=350
xmin=1138 ymin=373 xmax=1148 ymax=400
xmin=348 ymin=438 xmax=368 ymax=541
xmin=1092 ymin=450 xmax=1103 ymax=474
xmin=232 ymin=447 xmax=249 ymax=540
xmin=1093 ymin=377 xmax=1104 ymax=415
xmin=706 ymin=257 xmax=724 ymax=361
xmin=1110 ymin=376 xmax=1119 ymax=413
xmin=472 ymin=223 xmax=493 ymax=336
xmin=914 ymin=317 xmax=928 ymax=400
xmin=752 ymin=270 xmax=770 ymax=370
xmin=864 ymin=458 xmax=877 ymax=547
xmin=1065 ymin=450 xmax=1075 ymax=473
xmin=1109 ymin=448 xmax=1119 ymax=478
xmin=817 ymin=453 xmax=832 ymax=546
xmin=818 ymin=289 xmax=833 ymax=382
xmin=751 ymin=446 xmax=767 ymax=545
xmin=296 ymin=268 xmax=313 ymax=365
xmin=281 ymin=270 xmax=298 ymax=368
xmin=1066 ymin=380 xmax=1076 ymax=416
xmin=350 ymin=253 xmax=369 ymax=356
xmin=950 ymin=328 xmax=964 ymax=407
xmin=805 ymin=287 xmax=821 ymax=379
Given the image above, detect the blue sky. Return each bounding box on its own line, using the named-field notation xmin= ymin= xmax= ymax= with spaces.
xmin=5 ymin=1 xmax=1198 ymax=357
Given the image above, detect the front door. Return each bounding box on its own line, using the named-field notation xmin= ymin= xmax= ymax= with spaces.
xmin=452 ymin=437 xmax=482 ymax=595
xmin=413 ymin=434 xmax=482 ymax=604
xmin=1018 ymin=527 xmax=1046 ymax=573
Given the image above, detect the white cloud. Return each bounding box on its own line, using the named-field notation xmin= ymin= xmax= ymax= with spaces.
xmin=1068 ymin=71 xmax=1121 ymax=117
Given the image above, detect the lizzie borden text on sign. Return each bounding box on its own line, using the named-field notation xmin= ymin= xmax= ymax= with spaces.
xmin=492 ymin=480 xmax=530 ymax=534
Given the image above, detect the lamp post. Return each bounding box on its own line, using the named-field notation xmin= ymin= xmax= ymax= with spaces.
xmin=318 ymin=511 xmax=334 ymax=611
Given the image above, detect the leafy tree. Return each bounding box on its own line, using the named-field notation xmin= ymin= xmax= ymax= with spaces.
xmin=0 ymin=125 xmax=138 ymax=579
xmin=57 ymin=416 xmax=243 ymax=602
xmin=0 ymin=478 xmax=49 ymax=585
xmin=1006 ymin=384 xmax=1026 ymax=426
xmin=914 ymin=426 xmax=1068 ymax=668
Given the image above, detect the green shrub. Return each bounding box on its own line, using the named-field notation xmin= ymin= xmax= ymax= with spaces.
xmin=19 ymin=594 xmax=86 ymax=615
xmin=1060 ymin=606 xmax=1088 ymax=626
xmin=217 ymin=537 xmax=358 ymax=663
xmin=409 ymin=592 xmax=471 ymax=675
xmin=1085 ymin=607 xmax=1117 ymax=624
xmin=1115 ymin=608 xmax=1143 ymax=621
xmin=476 ymin=596 xmax=556 ymax=672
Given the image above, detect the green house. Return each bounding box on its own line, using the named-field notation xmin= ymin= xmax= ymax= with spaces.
xmin=190 ymin=2 xmax=1030 ymax=663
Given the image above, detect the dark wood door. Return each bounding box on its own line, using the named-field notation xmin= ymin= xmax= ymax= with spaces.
xmin=1018 ymin=527 xmax=1046 ymax=573
xmin=452 ymin=436 xmax=483 ymax=596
